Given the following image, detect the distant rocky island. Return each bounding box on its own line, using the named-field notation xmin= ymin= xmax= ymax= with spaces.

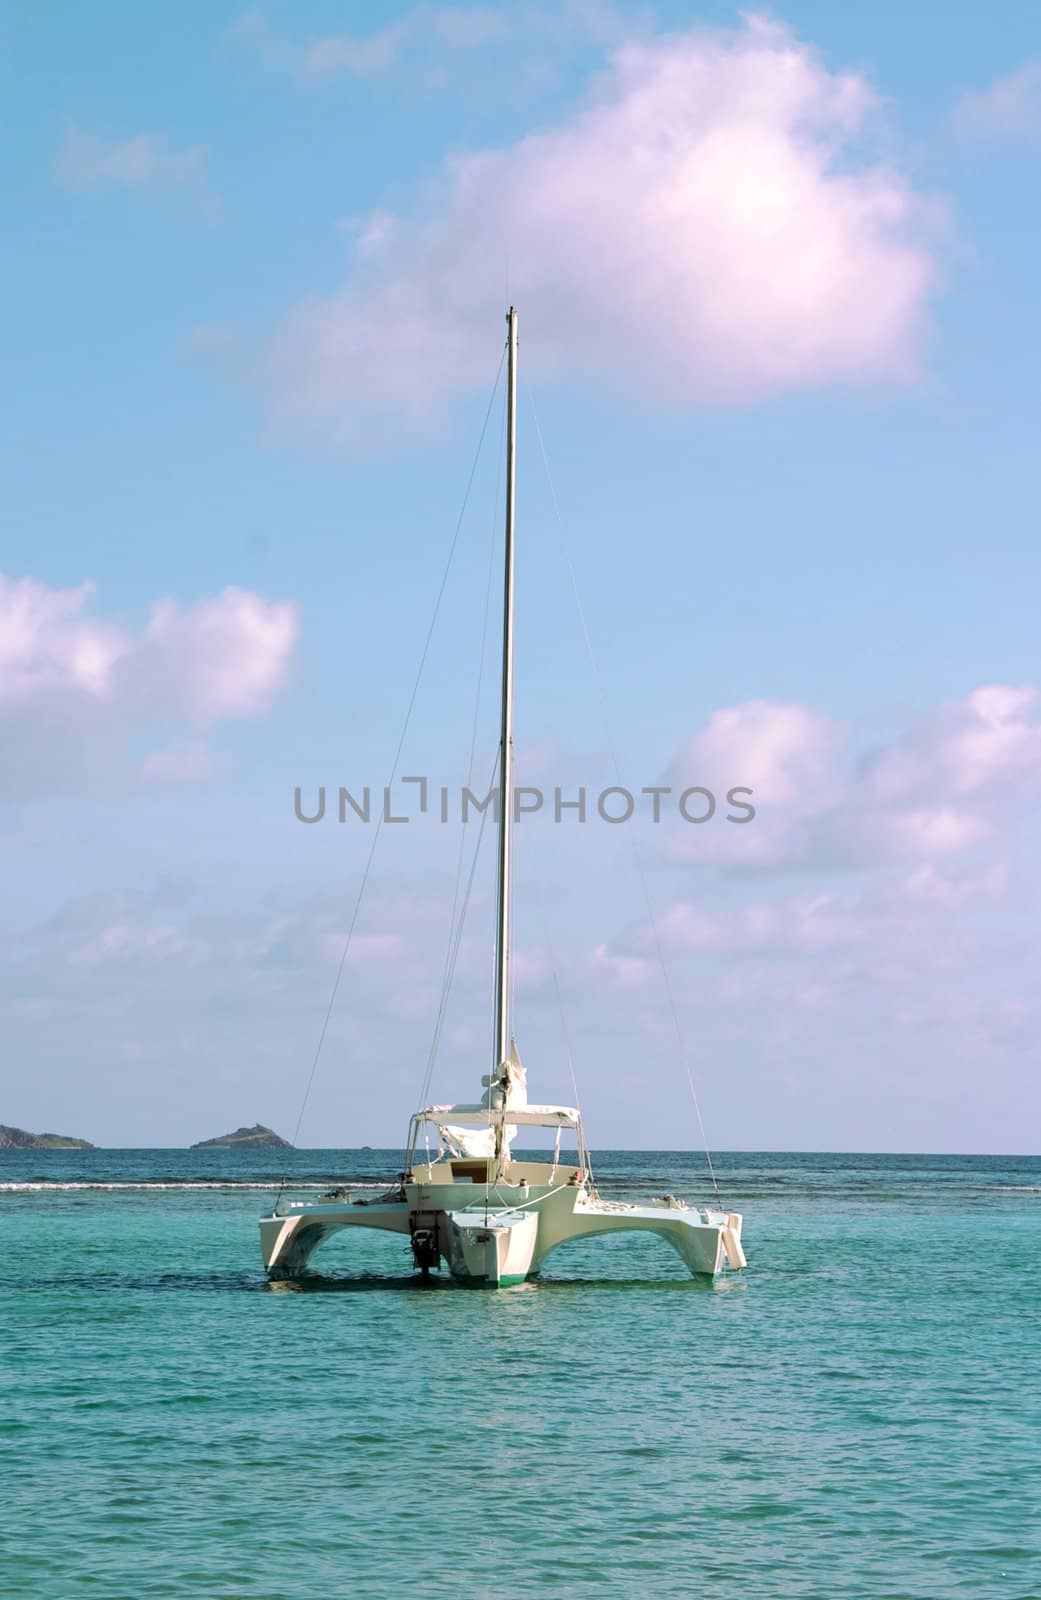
xmin=0 ymin=1123 xmax=94 ymax=1150
xmin=190 ymin=1123 xmax=292 ymax=1150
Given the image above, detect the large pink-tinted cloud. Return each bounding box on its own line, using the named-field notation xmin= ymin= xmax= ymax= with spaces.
xmin=668 ymin=684 xmax=1040 ymax=871
xmin=589 ymin=686 xmax=1034 ymax=1082
xmin=261 ymin=16 xmax=938 ymax=446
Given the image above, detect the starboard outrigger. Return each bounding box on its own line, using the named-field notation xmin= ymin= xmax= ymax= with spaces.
xmin=260 ymin=309 xmax=745 ymax=1285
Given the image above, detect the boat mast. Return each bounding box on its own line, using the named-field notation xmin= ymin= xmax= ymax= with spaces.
xmin=493 ymin=307 xmax=518 ymax=1083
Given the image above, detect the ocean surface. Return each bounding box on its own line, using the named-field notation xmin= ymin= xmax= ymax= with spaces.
xmin=2 ymin=1148 xmax=1039 ymax=1600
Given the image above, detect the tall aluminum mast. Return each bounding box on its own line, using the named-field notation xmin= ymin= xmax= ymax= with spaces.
xmin=492 ymin=307 xmax=518 ymax=1081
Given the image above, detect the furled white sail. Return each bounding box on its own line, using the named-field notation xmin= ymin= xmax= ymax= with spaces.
xmin=437 ymin=1123 xmax=500 ymax=1158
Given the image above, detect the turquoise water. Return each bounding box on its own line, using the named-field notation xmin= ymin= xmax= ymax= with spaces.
xmin=2 ymin=1149 xmax=1039 ymax=1599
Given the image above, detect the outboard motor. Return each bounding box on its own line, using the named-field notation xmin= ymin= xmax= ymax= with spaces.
xmin=409 ymin=1212 xmax=441 ymax=1279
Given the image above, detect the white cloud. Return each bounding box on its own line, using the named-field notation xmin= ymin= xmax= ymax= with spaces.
xmin=302 ymin=20 xmax=410 ymax=76
xmin=632 ymin=891 xmax=862 ymax=960
xmin=72 ymin=919 xmax=203 ymax=967
xmin=881 ymin=805 xmax=991 ymax=859
xmin=901 ymin=861 xmax=1008 ymax=909
xmin=0 ymin=573 xmax=298 ymax=796
xmin=232 ymin=7 xmax=405 ymax=76
xmin=0 ymin=576 xmax=123 ymax=699
xmin=125 ymin=589 xmax=299 ymax=722
xmin=431 ymin=7 xmax=509 ymax=49
xmin=260 ymin=15 xmax=937 ymax=447
xmin=590 ymin=944 xmax=652 ymax=987
xmin=233 ymin=5 xmax=510 ymax=78
xmin=55 ymin=129 xmax=208 ymax=193
xmin=670 ymin=699 xmax=839 ymax=806
xmin=955 ymin=60 xmax=1041 ymax=141
xmin=863 ymin=685 xmax=1041 ymax=800
xmin=588 ymin=853 xmax=1020 ymax=1048
xmin=666 ymin=697 xmax=840 ymax=867
xmin=667 ymin=684 xmax=1040 ymax=872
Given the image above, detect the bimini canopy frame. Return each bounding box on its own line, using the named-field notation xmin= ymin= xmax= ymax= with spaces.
xmin=405 ymin=1102 xmax=588 ymax=1176
xmin=415 ymin=1103 xmax=581 ymax=1129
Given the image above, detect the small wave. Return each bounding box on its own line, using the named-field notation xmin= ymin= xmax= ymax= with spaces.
xmin=0 ymin=1180 xmax=391 ymax=1194
xmin=991 ymin=1185 xmax=1041 ymax=1194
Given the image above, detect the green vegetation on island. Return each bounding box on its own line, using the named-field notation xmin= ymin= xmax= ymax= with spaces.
xmin=0 ymin=1124 xmax=95 ymax=1150
xmin=190 ymin=1124 xmax=292 ymax=1150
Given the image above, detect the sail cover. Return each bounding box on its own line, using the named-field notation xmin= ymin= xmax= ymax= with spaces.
xmin=436 ymin=1123 xmax=504 ymax=1158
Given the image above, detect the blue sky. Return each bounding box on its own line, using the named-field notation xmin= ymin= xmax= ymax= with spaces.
xmin=2 ymin=2 xmax=1039 ymax=1151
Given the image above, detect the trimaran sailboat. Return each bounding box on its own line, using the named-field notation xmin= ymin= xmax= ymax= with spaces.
xmin=259 ymin=309 xmax=746 ymax=1285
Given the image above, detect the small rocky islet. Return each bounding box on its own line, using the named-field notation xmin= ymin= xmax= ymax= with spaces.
xmin=190 ymin=1123 xmax=293 ymax=1150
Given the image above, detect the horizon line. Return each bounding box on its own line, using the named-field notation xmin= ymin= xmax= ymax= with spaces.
xmin=4 ymin=1144 xmax=1040 ymax=1158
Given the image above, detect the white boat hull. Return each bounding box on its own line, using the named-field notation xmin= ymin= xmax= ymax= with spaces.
xmin=444 ymin=1209 xmax=539 ymax=1285
xmin=259 ymin=1179 xmax=743 ymax=1286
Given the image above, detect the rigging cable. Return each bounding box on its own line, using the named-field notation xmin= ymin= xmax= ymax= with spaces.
xmin=414 ymin=746 xmax=500 ymax=1120
xmin=273 ymin=345 xmax=508 ymax=1208
xmin=527 ymin=387 xmax=722 ymax=1208
xmin=414 ymin=385 xmax=507 ymax=1115
xmin=524 ymin=825 xmax=596 ymax=1193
